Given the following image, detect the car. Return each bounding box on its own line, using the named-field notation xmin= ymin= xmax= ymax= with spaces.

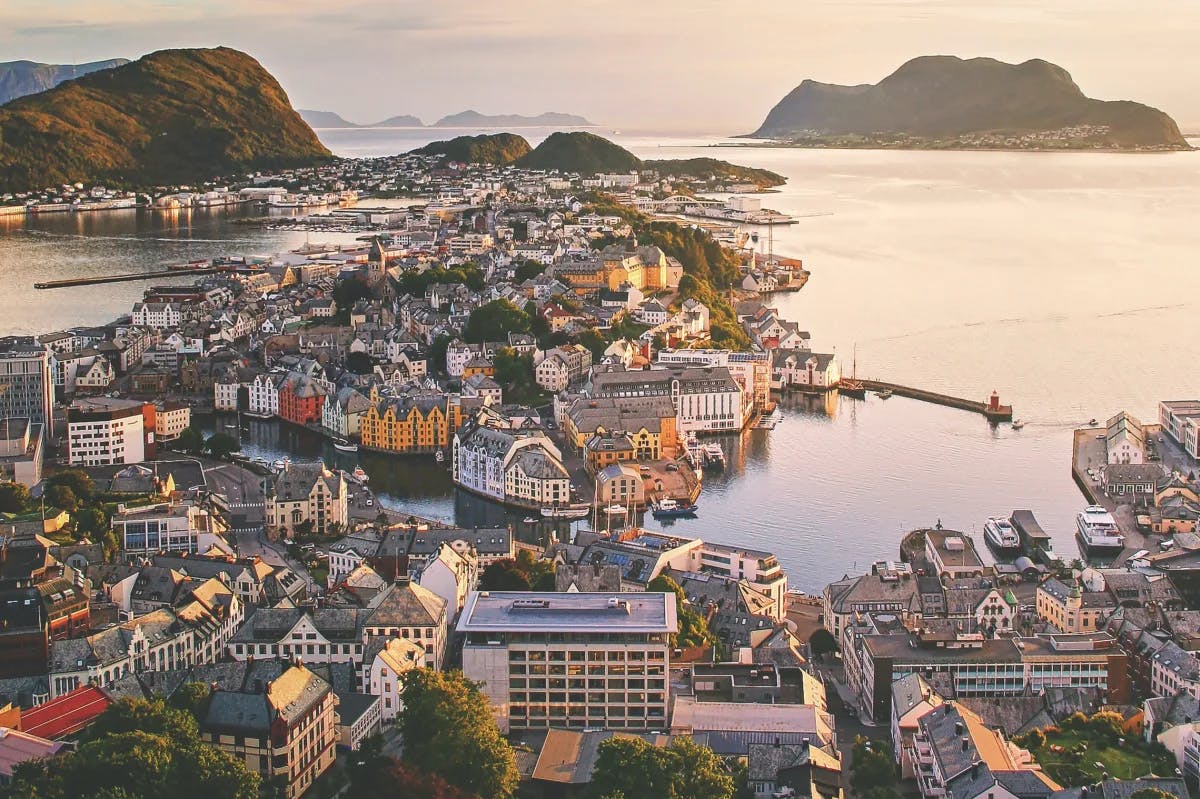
xmin=639 ymin=465 xmax=651 ymax=473
xmin=665 ymin=463 xmax=679 ymax=472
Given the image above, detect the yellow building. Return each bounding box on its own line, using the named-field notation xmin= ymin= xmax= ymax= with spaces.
xmin=565 ymin=396 xmax=678 ymax=459
xmin=555 ymin=238 xmax=668 ymax=296
xmin=360 ymin=393 xmax=453 ymax=453
xmin=461 ymin=356 xmax=495 ymax=378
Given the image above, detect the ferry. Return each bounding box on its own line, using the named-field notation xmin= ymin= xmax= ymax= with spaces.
xmin=701 ymin=443 xmax=726 ymax=471
xmin=1075 ymin=505 xmax=1125 ymax=556
xmin=982 ymin=516 xmax=1021 ymax=557
xmin=333 ymin=438 xmax=358 ymax=453
xmin=651 ymin=499 xmax=699 ymax=519
xmin=352 ymin=466 xmax=370 ymax=484
xmin=541 ymin=504 xmax=591 ymax=520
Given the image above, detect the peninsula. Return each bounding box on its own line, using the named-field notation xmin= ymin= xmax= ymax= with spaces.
xmin=747 ymin=55 xmax=1189 ymax=151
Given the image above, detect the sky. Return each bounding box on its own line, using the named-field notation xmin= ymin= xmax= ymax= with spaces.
xmin=3 ymin=0 xmax=1198 ymax=132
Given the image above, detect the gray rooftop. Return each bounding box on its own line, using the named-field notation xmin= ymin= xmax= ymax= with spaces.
xmin=458 ymin=591 xmax=677 ymax=634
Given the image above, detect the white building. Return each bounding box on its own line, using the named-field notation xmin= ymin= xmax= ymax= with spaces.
xmin=364 ymin=637 xmax=425 ymax=722
xmin=1106 ymin=411 xmax=1146 ymax=464
xmin=131 ymin=302 xmax=182 ymax=330
xmin=1161 ymin=401 xmax=1200 ymax=460
xmin=248 ymin=372 xmax=284 ymax=417
xmin=459 ymin=591 xmax=678 ymax=733
xmin=67 ymin=397 xmax=147 ymax=466
xmin=113 ymin=501 xmax=221 ymax=555
xmin=452 ymin=423 xmax=569 ymax=507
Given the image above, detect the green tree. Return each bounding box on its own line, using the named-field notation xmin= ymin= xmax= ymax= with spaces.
xmin=1130 ymin=789 xmax=1177 ymax=799
xmin=587 ymin=736 xmax=733 ymax=799
xmin=463 ymin=299 xmax=530 ymax=343
xmin=478 ymin=559 xmax=533 ymax=591
xmin=73 ymin=506 xmax=109 ymax=538
xmin=175 ymin=426 xmax=206 ymax=455
xmin=351 ymin=752 xmax=473 ymax=799
xmin=514 ymin=259 xmax=546 ymax=282
xmin=430 ymin=333 xmax=453 ymax=373
xmin=204 ymin=433 xmax=241 ymax=459
xmin=648 ymin=573 xmax=716 ymax=648
xmin=515 ymin=548 xmax=556 ymax=591
xmin=7 ymin=698 xmax=259 ymax=799
xmin=850 ymin=737 xmax=900 ymax=799
xmin=577 ymin=329 xmax=608 ymax=361
xmin=46 ymin=469 xmax=94 ymax=501
xmin=398 ymin=670 xmax=519 ymax=799
xmin=168 ymin=682 xmax=213 ymax=722
xmin=345 ymin=350 xmax=375 ymax=374
xmin=45 ymin=483 xmax=78 ymax=512
xmin=332 ymin=277 xmax=375 ymax=308
xmin=0 ymin=481 xmax=31 ymax=513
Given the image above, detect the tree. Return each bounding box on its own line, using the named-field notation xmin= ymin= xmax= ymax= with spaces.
xmin=175 ymin=426 xmax=206 ymax=455
xmin=204 ymin=432 xmax=241 ymax=459
xmin=648 ymin=573 xmax=716 ymax=648
xmin=808 ymin=628 xmax=838 ymax=659
xmin=352 ymin=756 xmax=473 ymax=799
xmin=478 ymin=559 xmax=532 ymax=591
xmin=577 ymin=329 xmax=607 ymax=361
xmin=1130 ymin=790 xmax=1177 ymax=799
xmin=398 ymin=670 xmax=519 ymax=799
xmin=514 ymin=259 xmax=545 ymax=282
xmin=168 ymin=682 xmax=213 ymax=722
xmin=45 ymin=483 xmax=78 ymax=512
xmin=46 ymin=469 xmax=93 ymax=501
xmin=332 ymin=276 xmax=375 ymax=308
xmin=7 ymin=697 xmax=259 ymax=799
xmin=515 ymin=548 xmax=556 ymax=591
xmin=0 ymin=481 xmax=30 ymax=513
xmin=588 ymin=736 xmax=733 ymax=799
xmin=463 ymin=299 xmax=530 ymax=343
xmin=345 ymin=350 xmax=375 ymax=374
xmin=850 ymin=737 xmax=900 ymax=799
xmin=430 ymin=333 xmax=453 ymax=373
xmin=73 ymin=506 xmax=109 ymax=538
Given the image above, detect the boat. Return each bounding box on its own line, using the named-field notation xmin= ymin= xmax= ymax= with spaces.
xmin=603 ymin=505 xmax=628 ymax=516
xmin=651 ymin=499 xmax=699 ymax=519
xmin=1075 ymin=505 xmax=1125 ymax=556
xmin=1011 ymin=419 xmax=1025 ymax=430
xmin=541 ymin=505 xmax=591 ymax=520
xmin=522 ymin=517 xmax=537 ymax=525
xmin=982 ymin=516 xmax=1021 ymax=557
xmin=1088 ymin=418 xmax=1098 ymax=426
xmin=839 ymin=344 xmax=867 ymax=399
xmin=223 ymin=421 xmax=238 ymax=429
xmin=352 ymin=466 xmax=370 ymax=483
xmin=333 ymin=438 xmax=358 ymax=453
xmin=875 ymin=389 xmax=894 ymax=400
xmin=701 ymin=443 xmax=726 ymax=470
xmin=272 ymin=458 xmax=287 ymax=471
xmin=435 ymin=450 xmax=445 ymax=463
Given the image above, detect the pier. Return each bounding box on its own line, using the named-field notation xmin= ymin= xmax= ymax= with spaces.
xmin=34 ymin=267 xmax=218 ymax=290
xmin=857 ymin=379 xmax=1014 ymax=421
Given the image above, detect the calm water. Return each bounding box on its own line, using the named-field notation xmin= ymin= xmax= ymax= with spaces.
xmin=4 ymin=128 xmax=1199 ymax=592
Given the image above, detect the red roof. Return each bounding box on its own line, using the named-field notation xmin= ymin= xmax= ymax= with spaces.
xmin=21 ymin=686 xmax=112 ymax=740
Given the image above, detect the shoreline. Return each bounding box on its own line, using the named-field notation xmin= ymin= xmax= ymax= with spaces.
xmin=711 ymin=141 xmax=1195 ymax=155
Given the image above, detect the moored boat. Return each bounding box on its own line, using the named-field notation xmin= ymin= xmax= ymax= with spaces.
xmin=651 ymin=499 xmax=699 ymax=519
xmin=982 ymin=516 xmax=1021 ymax=556
xmin=540 ymin=504 xmax=590 ymax=520
xmin=352 ymin=466 xmax=370 ymax=483
xmin=603 ymin=505 xmax=628 ymax=516
xmin=333 ymin=438 xmax=358 ymax=453
xmin=1075 ymin=505 xmax=1125 ymax=556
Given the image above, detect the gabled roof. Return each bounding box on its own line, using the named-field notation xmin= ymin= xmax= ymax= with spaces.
xmin=20 ymin=685 xmax=112 ymax=740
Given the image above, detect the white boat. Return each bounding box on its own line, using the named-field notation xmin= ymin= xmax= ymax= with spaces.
xmin=540 ymin=505 xmax=590 ymax=520
xmin=522 ymin=517 xmax=537 ymax=525
xmin=603 ymin=505 xmax=628 ymax=516
xmin=1076 ymin=505 xmax=1125 ymax=555
xmin=272 ymin=458 xmax=287 ymax=471
xmin=983 ymin=516 xmax=1021 ymax=556
xmin=435 ymin=450 xmax=445 ymax=463
xmin=333 ymin=438 xmax=358 ymax=453
xmin=1011 ymin=419 xmax=1025 ymax=430
xmin=701 ymin=443 xmax=726 ymax=470
xmin=352 ymin=466 xmax=369 ymax=484
xmin=875 ymin=389 xmax=894 ymax=400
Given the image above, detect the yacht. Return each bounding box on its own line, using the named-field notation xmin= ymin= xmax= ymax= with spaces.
xmin=541 ymin=505 xmax=590 ymax=520
xmin=332 ymin=438 xmax=358 ymax=453
xmin=983 ymin=517 xmax=1021 ymax=556
xmin=1075 ymin=505 xmax=1125 ymax=555
xmin=603 ymin=505 xmax=628 ymax=516
xmin=650 ymin=498 xmax=699 ymax=519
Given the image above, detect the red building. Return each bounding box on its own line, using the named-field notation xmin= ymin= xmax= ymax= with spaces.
xmin=21 ymin=685 xmax=112 ymax=740
xmin=278 ymin=374 xmax=326 ymax=426
xmin=0 ymin=535 xmax=90 ymax=679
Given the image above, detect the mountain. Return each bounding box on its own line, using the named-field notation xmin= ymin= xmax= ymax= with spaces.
xmin=433 ymin=110 xmax=593 ymax=128
xmin=299 ymin=109 xmax=359 ymax=128
xmin=299 ymin=110 xmax=424 ymax=128
xmin=371 ymin=114 xmax=423 ymax=127
xmin=0 ymin=58 xmax=129 ymax=105
xmin=412 ymin=133 xmax=532 ymax=164
xmin=517 ymin=131 xmax=641 ymax=173
xmin=749 ymin=56 xmax=1189 ymax=150
xmin=642 ymin=157 xmax=785 ymax=188
xmin=0 ymin=47 xmax=331 ymax=192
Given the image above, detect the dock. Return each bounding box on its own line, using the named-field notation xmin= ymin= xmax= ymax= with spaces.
xmin=858 ymin=379 xmax=1014 ymax=422
xmin=34 ymin=267 xmax=219 ymax=289
xmin=1070 ymin=426 xmax=1150 ymax=565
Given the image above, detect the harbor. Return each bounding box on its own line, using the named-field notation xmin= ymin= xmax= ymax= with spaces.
xmin=856 ymin=379 xmax=1014 ymax=421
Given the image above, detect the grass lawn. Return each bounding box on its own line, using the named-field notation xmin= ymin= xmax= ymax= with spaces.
xmin=1034 ymin=728 xmax=1175 ymax=785
xmin=308 ymin=563 xmax=329 ymax=585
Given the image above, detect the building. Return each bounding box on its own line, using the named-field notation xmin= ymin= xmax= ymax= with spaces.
xmin=359 ymin=394 xmax=455 ymax=454
xmin=925 ymin=529 xmax=986 ymax=579
xmin=747 ymin=740 xmax=843 ymax=799
xmin=278 ymin=374 xmax=327 ymax=426
xmin=0 ymin=727 xmax=66 ymax=783
xmin=0 ymin=338 xmax=54 ymax=436
xmin=1161 ymin=401 xmax=1200 ymax=460
xmin=112 ymin=501 xmax=221 ymax=556
xmin=891 ymin=673 xmax=943 ymax=779
xmin=590 ymin=365 xmax=747 ymax=434
xmin=564 ymin=395 xmax=678 ymax=459
xmin=459 ymin=591 xmax=677 ymax=733
xmin=131 ymin=302 xmax=182 ymax=329
xmin=363 ymin=637 xmax=424 ymax=722
xmin=594 ymin=463 xmax=645 ymax=507
xmin=153 ymin=400 xmax=191 ymax=442
xmin=248 ymin=372 xmax=284 ymax=417
xmin=359 ymin=578 xmax=449 ymax=670
xmin=1106 ymin=412 xmax=1146 ymax=464
xmin=0 ymin=418 xmax=43 ymax=487
xmin=201 ymin=662 xmax=337 ymax=799
xmin=535 ymin=344 xmax=592 ymax=392
xmin=66 ymin=397 xmax=152 ymax=466
xmin=265 ymin=462 xmax=348 ymax=536
xmin=452 ymin=422 xmax=569 ymax=507
xmin=322 ymin=386 xmax=371 ymax=439
xmin=417 ymin=542 xmax=477 ymax=618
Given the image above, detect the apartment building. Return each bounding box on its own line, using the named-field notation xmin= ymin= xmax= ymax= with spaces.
xmin=265 ymin=462 xmax=347 ymax=536
xmin=66 ymin=397 xmax=152 ymax=466
xmin=0 ymin=338 xmax=55 ymax=435
xmin=459 ymin=591 xmax=678 ymax=733
xmin=153 ymin=400 xmax=191 ymax=442
xmin=589 ymin=364 xmax=747 ymax=434
xmin=1161 ymin=401 xmax=1200 ymax=460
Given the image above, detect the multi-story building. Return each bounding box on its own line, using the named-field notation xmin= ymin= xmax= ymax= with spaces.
xmin=1036 ymin=578 xmax=1115 ymax=634
xmin=1161 ymin=401 xmax=1200 ymax=460
xmin=564 ymin=395 xmax=678 ymax=458
xmin=322 ymin=386 xmax=371 ymax=438
xmin=130 ymin=302 xmax=182 ymax=329
xmin=1106 ymin=411 xmax=1146 ymax=464
xmin=66 ymin=397 xmax=152 ymax=466
xmin=248 ymin=372 xmax=285 ymax=417
xmin=364 ymin=637 xmax=424 ymax=722
xmin=359 ymin=394 xmax=455 ymax=454
xmin=359 ymin=578 xmax=449 ymax=670
xmin=265 ymin=462 xmax=347 ymax=536
xmin=452 ymin=422 xmax=569 ymax=507
xmin=0 ymin=337 xmax=54 ymax=435
xmin=459 ymin=591 xmax=678 ymax=733
xmin=153 ymin=400 xmax=191 ymax=442
xmin=0 ymin=417 xmax=43 ymax=487
xmin=278 ymin=373 xmax=327 ymax=426
xmin=657 ymin=349 xmax=771 ymax=417
xmin=535 ymin=344 xmax=592 ymax=392
xmin=113 ymin=501 xmax=221 ymax=555
xmin=924 ymin=528 xmax=986 ymax=579
xmin=590 ymin=364 xmax=747 ymax=434
xmin=201 ymin=662 xmax=338 ymax=799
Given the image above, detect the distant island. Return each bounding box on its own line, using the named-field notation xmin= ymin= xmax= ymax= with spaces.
xmin=747 ymin=55 xmax=1189 ymax=151
xmin=0 ymin=58 xmax=129 ymax=105
xmin=432 ymin=110 xmax=593 ymax=128
xmin=0 ymin=47 xmax=331 ymax=192
xmin=410 ymin=131 xmax=784 ymax=187
xmin=299 ymin=109 xmax=424 ymax=128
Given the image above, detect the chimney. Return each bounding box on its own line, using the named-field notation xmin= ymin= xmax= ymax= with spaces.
xmin=961 ymin=738 xmax=969 ymax=752
xmin=954 ymin=721 xmax=963 ymax=735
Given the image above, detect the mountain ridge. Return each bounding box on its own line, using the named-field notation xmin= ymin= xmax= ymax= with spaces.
xmin=0 ymin=47 xmax=331 ymax=192
xmin=0 ymin=58 xmax=130 ymax=105
xmin=299 ymin=109 xmax=423 ymax=128
xmin=749 ymin=55 xmax=1188 ymax=150
xmin=433 ymin=110 xmax=593 ymax=128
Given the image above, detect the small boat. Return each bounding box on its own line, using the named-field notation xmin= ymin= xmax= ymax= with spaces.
xmin=223 ymin=422 xmax=238 ymax=429
xmin=701 ymin=443 xmax=726 ymax=470
xmin=352 ymin=466 xmax=369 ymax=483
xmin=522 ymin=517 xmax=537 ymax=525
xmin=875 ymin=389 xmax=894 ymax=400
xmin=435 ymin=450 xmax=445 ymax=463
xmin=651 ymin=499 xmax=699 ymax=519
xmin=603 ymin=505 xmax=628 ymax=516
xmin=983 ymin=516 xmax=1021 ymax=557
xmin=541 ymin=505 xmax=591 ymax=520
xmin=272 ymin=458 xmax=287 ymax=471
xmin=1011 ymin=419 xmax=1025 ymax=430
xmin=1088 ymin=418 xmax=1098 ymax=426
xmin=333 ymin=438 xmax=358 ymax=453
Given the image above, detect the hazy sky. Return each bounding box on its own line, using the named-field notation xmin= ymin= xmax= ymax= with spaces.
xmin=3 ymin=0 xmax=1198 ymax=131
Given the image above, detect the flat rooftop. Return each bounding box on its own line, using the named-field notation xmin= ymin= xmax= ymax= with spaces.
xmin=458 ymin=591 xmax=677 ymax=634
